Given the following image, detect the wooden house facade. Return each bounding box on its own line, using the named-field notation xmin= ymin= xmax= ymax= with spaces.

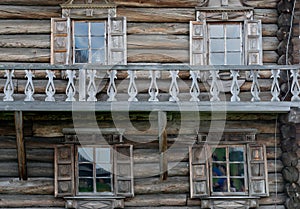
xmin=0 ymin=0 xmax=299 ymax=209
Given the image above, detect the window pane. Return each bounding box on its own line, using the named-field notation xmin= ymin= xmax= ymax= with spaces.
xmin=75 ymin=50 xmax=89 ymax=63
xmin=230 ymin=163 xmax=244 ymax=176
xmin=96 ymin=178 xmax=112 ymax=192
xmin=229 ymin=147 xmax=244 ymax=161
xmin=226 ymin=25 xmax=240 ymax=38
xmin=91 ymin=22 xmax=105 ymax=36
xmin=79 ymin=178 xmax=93 ymax=193
xmin=75 ymin=37 xmax=88 ymax=49
xmin=210 ymin=53 xmax=225 ymax=65
xmin=96 ymin=164 xmax=111 ymax=177
xmin=230 ymin=178 xmax=245 ymax=192
xmin=91 ymin=37 xmax=105 ymax=49
xmin=78 ymin=148 xmax=93 ymax=162
xmin=91 ymin=50 xmax=105 ymax=64
xmin=210 ymin=39 xmax=225 ymax=52
xmin=227 ymin=39 xmax=241 ymax=52
xmin=213 ymin=177 xmax=228 ymax=192
xmin=227 ymin=53 xmax=241 ymax=65
xmin=96 ymin=148 xmax=111 ymax=163
xmin=212 ymin=163 xmax=227 ymax=176
xmin=212 ymin=147 xmax=226 ymax=161
xmin=79 ymin=164 xmax=93 ymax=177
xmin=74 ymin=22 xmax=88 ymax=36
xmin=209 ymin=25 xmax=224 ymax=37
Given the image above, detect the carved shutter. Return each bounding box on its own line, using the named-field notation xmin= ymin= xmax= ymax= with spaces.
xmin=108 ymin=17 xmax=127 ymax=65
xmin=51 ymin=18 xmax=71 ymax=65
xmin=247 ymin=144 xmax=269 ymax=196
xmin=189 ymin=144 xmax=209 ymax=198
xmin=54 ymin=145 xmax=75 ymax=197
xmin=114 ymin=144 xmax=134 ymax=197
xmin=245 ymin=20 xmax=263 ymax=65
xmin=190 ymin=21 xmax=207 ymax=65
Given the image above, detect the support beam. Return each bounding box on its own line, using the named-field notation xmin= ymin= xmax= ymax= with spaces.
xmin=14 ymin=111 xmax=27 ymax=180
xmin=158 ymin=111 xmax=168 ymax=180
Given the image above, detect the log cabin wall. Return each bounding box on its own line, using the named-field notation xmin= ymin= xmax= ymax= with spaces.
xmin=0 ymin=112 xmax=286 ymax=208
xmin=0 ymin=0 xmax=293 ymax=209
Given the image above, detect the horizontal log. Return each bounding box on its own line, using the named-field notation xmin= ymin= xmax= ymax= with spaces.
xmin=27 ymin=162 xmax=54 ymax=177
xmin=125 ymin=194 xmax=187 ymax=207
xmin=0 ymin=35 xmax=49 ymax=48
xmin=0 ymin=48 xmax=49 ymax=62
xmin=262 ymin=37 xmax=279 ymax=51
xmin=0 ymin=149 xmax=17 ymax=162
xmin=125 ymin=207 xmax=200 ymax=209
xmin=0 ymin=178 xmax=53 ymax=195
xmin=113 ymin=0 xmax=200 ymax=7
xmin=243 ymin=0 xmax=278 ymax=8
xmin=134 ymin=176 xmax=189 ymax=194
xmin=0 ymin=162 xmax=19 ymax=177
xmin=259 ymin=193 xmax=286 ymax=205
xmin=0 ymin=20 xmax=50 ymax=35
xmin=0 ymin=195 xmax=64 ymax=207
xmin=254 ymin=9 xmax=278 ymax=24
xmin=128 ymin=23 xmax=189 ymax=35
xmin=0 ymin=0 xmax=63 ymax=5
xmin=262 ymin=24 xmax=278 ymax=37
xmin=0 ymin=6 xmax=60 ymax=19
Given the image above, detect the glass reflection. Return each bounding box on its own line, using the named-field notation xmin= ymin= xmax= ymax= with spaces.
xmin=75 ymin=37 xmax=88 ymax=49
xmin=78 ymin=148 xmax=93 ymax=162
xmin=96 ymin=148 xmax=111 ymax=163
xmin=74 ymin=22 xmax=88 ymax=36
xmin=79 ymin=178 xmax=93 ymax=193
xmin=96 ymin=163 xmax=111 ymax=177
xmin=226 ymin=25 xmax=240 ymax=38
xmin=96 ymin=178 xmax=112 ymax=192
xmin=227 ymin=39 xmax=241 ymax=51
xmin=91 ymin=37 xmax=105 ymax=49
xmin=227 ymin=53 xmax=241 ymax=65
xmin=75 ymin=50 xmax=88 ymax=63
xmin=210 ymin=53 xmax=225 ymax=65
xmin=79 ymin=164 xmax=93 ymax=177
xmin=230 ymin=163 xmax=244 ymax=176
xmin=91 ymin=22 xmax=105 ymax=36
xmin=229 ymin=147 xmax=244 ymax=161
xmin=213 ymin=177 xmax=228 ymax=192
xmin=230 ymin=178 xmax=245 ymax=192
xmin=210 ymin=39 xmax=225 ymax=52
xmin=212 ymin=148 xmax=226 ymax=161
xmin=209 ymin=25 xmax=224 ymax=37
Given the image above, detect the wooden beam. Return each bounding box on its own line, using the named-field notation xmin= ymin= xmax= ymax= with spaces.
xmin=14 ymin=111 xmax=27 ymax=180
xmin=158 ymin=111 xmax=168 ymax=180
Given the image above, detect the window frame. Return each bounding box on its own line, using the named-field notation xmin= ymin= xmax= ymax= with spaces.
xmin=209 ymin=144 xmax=248 ymax=196
xmin=75 ymin=145 xmax=114 ymax=196
xmin=72 ymin=20 xmax=107 ymax=65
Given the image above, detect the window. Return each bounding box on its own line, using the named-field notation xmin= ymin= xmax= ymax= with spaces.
xmin=208 ymin=23 xmax=243 ymax=65
xmin=190 ymin=6 xmax=263 ymax=66
xmin=73 ymin=21 xmax=107 ymax=64
xmin=50 ymin=1 xmax=127 ymax=65
xmin=189 ymin=143 xmax=268 ymax=199
xmin=77 ymin=146 xmax=112 ymax=194
xmin=55 ymin=144 xmax=134 ymax=198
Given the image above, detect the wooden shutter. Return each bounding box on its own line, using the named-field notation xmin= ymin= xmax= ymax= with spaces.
xmin=190 ymin=21 xmax=207 ymax=65
xmin=54 ymin=145 xmax=75 ymax=197
xmin=108 ymin=17 xmax=127 ymax=65
xmin=189 ymin=144 xmax=209 ymax=198
xmin=247 ymin=144 xmax=269 ymax=197
xmin=245 ymin=20 xmax=263 ymax=65
xmin=51 ymin=18 xmax=71 ymax=64
xmin=114 ymin=144 xmax=134 ymax=197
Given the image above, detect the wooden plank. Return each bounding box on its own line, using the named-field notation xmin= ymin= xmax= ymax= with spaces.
xmin=0 ymin=35 xmax=49 ymax=48
xmin=0 ymin=0 xmax=64 ymax=5
xmin=127 ymin=23 xmax=189 ymax=35
xmin=0 ymin=6 xmax=60 ymax=19
xmin=243 ymin=0 xmax=279 ymax=8
xmin=14 ymin=111 xmax=27 ymax=180
xmin=125 ymin=194 xmax=187 ymax=207
xmin=0 ymin=48 xmax=49 ymax=62
xmin=158 ymin=111 xmax=168 ymax=180
xmin=0 ymin=195 xmax=64 ymax=207
xmin=0 ymin=20 xmax=50 ymax=35
xmin=113 ymin=0 xmax=201 ymax=7
xmin=254 ymin=9 xmax=278 ymax=24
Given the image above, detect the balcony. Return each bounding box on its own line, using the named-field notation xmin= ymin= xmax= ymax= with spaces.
xmin=0 ymin=63 xmax=299 ymax=113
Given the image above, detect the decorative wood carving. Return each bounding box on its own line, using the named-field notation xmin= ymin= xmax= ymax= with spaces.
xmin=250 ymin=70 xmax=261 ymax=102
xmin=169 ymin=70 xmax=179 ymax=102
xmin=24 ymin=70 xmax=35 ymax=102
xmin=107 ymin=70 xmax=117 ymax=101
xmin=290 ymin=69 xmax=300 ymax=102
xmin=209 ymin=70 xmax=220 ymax=102
xmin=190 ymin=70 xmax=201 ymax=102
xmin=230 ymin=70 xmax=240 ymax=102
xmin=45 ymin=70 xmax=56 ymax=102
xmin=65 ymin=70 xmax=76 ymax=102
xmin=148 ymin=70 xmax=160 ymax=102
xmin=127 ymin=70 xmax=138 ymax=102
xmin=87 ymin=69 xmax=97 ymax=102
xmin=271 ymin=69 xmax=280 ymax=102
xmin=3 ymin=69 xmax=14 ymax=102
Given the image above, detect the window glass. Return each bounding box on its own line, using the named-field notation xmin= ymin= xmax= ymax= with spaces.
xmin=74 ymin=22 xmax=88 ymax=36
xmin=77 ymin=146 xmax=112 ymax=194
xmin=209 ymin=25 xmax=224 ymax=37
xmin=210 ymin=53 xmax=225 ymax=65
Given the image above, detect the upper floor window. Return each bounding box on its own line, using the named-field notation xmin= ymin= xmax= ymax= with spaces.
xmin=190 ymin=2 xmax=263 ymax=66
xmin=73 ymin=21 xmax=106 ymax=64
xmin=51 ymin=1 xmax=126 ymax=65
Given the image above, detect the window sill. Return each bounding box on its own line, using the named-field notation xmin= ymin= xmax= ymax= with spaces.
xmin=64 ymin=196 xmax=125 ymax=209
xmin=201 ymin=196 xmax=259 ymax=209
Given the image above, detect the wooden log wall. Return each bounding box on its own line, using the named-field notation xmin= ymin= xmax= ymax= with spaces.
xmin=0 ymin=0 xmax=279 ymax=64
xmin=0 ymin=112 xmax=286 ymax=208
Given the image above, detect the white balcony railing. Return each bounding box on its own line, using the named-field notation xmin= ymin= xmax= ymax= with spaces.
xmin=0 ymin=64 xmax=299 ymax=112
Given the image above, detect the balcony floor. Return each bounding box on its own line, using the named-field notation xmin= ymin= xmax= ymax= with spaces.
xmin=0 ymin=101 xmax=297 ymax=113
